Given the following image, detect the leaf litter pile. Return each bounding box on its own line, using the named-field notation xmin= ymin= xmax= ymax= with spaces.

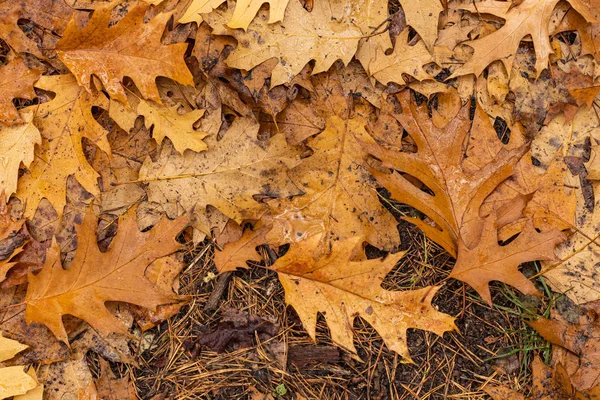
xmin=1 ymin=0 xmax=600 ymax=398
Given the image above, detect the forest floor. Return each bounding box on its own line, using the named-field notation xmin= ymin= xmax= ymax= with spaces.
xmin=127 ymin=204 xmax=574 ymax=400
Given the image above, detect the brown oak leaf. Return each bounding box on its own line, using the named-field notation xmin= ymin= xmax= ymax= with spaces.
xmin=25 ymin=207 xmax=189 ymax=343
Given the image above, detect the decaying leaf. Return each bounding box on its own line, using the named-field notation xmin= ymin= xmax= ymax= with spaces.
xmin=25 ymin=207 xmax=189 ymax=342
xmin=214 ymin=224 xmax=269 ymax=272
xmin=0 ymin=0 xmax=73 ymax=58
xmin=530 ymin=306 xmax=600 ymax=391
xmin=205 ymin=0 xmax=362 ymax=87
xmin=139 ymin=117 xmax=301 ymax=238
xmin=56 ymin=2 xmax=194 ymax=104
xmin=267 ymin=115 xmax=400 ymax=257
xmin=484 ymin=356 xmax=600 ymax=400
xmin=269 ymin=235 xmax=456 ymax=361
xmin=95 ymin=358 xmax=136 ymax=400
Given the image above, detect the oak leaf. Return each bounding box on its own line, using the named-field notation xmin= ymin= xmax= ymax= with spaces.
xmin=56 ymin=2 xmax=194 ymax=104
xmin=449 ymin=215 xmax=565 ymax=304
xmin=109 ymin=96 xmax=207 ymax=154
xmin=267 ymin=115 xmax=400 ymax=257
xmin=0 ymin=0 xmax=73 ymax=58
xmin=364 ymin=91 xmax=566 ymax=302
xmin=454 ymin=0 xmax=561 ymax=78
xmin=530 ymin=307 xmax=600 ymax=391
xmin=95 ymin=358 xmax=136 ymax=400
xmin=24 ymin=207 xmax=189 ymax=343
xmin=399 ymin=0 xmax=443 ymax=50
xmin=368 ymin=29 xmax=433 ymax=86
xmin=365 ymin=91 xmax=524 ymax=256
xmin=205 ymin=0 xmax=362 ymax=87
xmin=0 ymin=58 xmax=41 ymax=126
xmin=0 ymin=333 xmax=39 ymax=399
xmin=179 ymin=0 xmax=289 ymax=30
xmin=16 ymin=74 xmax=110 ymax=218
xmin=269 ymin=235 xmax=456 ymax=361
xmin=215 ymin=224 xmax=269 ymax=272
xmin=139 ymin=117 xmax=301 ymax=238
xmin=484 ymin=356 xmax=600 ymax=400
xmin=0 ymin=110 xmax=41 ymax=198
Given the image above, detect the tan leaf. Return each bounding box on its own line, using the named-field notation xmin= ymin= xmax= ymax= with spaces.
xmin=56 ymin=2 xmax=193 ymax=104
xmin=267 ymin=115 xmax=400 ymax=257
xmin=529 ymin=307 xmax=600 ymax=393
xmin=205 ymin=0 xmax=362 ymax=87
xmin=0 ymin=58 xmax=41 ymax=126
xmin=180 ymin=0 xmax=289 ymax=30
xmin=0 ymin=110 xmax=41 ymax=198
xmin=109 ymin=96 xmax=207 ymax=154
xmin=38 ymin=358 xmax=98 ymax=400
xmin=138 ymin=117 xmax=301 ymax=238
xmin=0 ymin=333 xmax=38 ymax=400
xmin=271 ymin=235 xmax=456 ymax=361
xmin=400 ymin=0 xmax=443 ymax=50
xmin=369 ymin=29 xmax=434 ymax=86
xmin=25 ymin=207 xmax=189 ymax=343
xmin=16 ymin=74 xmax=109 ymax=218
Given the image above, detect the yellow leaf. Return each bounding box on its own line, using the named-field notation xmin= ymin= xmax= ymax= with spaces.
xmin=0 ymin=110 xmax=40 ymax=197
xmin=0 ymin=333 xmax=38 ymax=400
xmin=16 ymin=74 xmax=109 ymax=218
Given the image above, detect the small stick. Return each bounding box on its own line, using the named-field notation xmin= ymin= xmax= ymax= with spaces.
xmin=204 ymin=271 xmax=233 ymax=311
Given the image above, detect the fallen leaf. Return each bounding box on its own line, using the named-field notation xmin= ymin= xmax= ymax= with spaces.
xmin=368 ymin=29 xmax=434 ymax=86
xmin=37 ymin=357 xmax=98 ymax=400
xmin=16 ymin=74 xmax=110 ymax=219
xmin=25 ymin=207 xmax=189 ymax=343
xmin=109 ymin=95 xmax=207 ymax=154
xmin=180 ymin=0 xmax=289 ymax=30
xmin=530 ymin=306 xmax=600 ymax=391
xmin=95 ymin=358 xmax=136 ymax=400
xmin=214 ymin=224 xmax=269 ymax=272
xmin=0 ymin=110 xmax=41 ymax=198
xmin=454 ymin=0 xmax=561 ymax=78
xmin=205 ymin=0 xmax=362 ymax=87
xmin=0 ymin=333 xmax=39 ymax=399
xmin=56 ymin=2 xmax=194 ymax=104
xmin=270 ymin=235 xmax=456 ymax=361
xmin=139 ymin=117 xmax=301 ymax=238
xmin=365 ymin=91 xmax=524 ymax=256
xmin=484 ymin=355 xmax=600 ymax=400
xmin=267 ymin=115 xmax=400 ymax=257
xmin=449 ymin=215 xmax=565 ymax=304
xmin=0 ymin=0 xmax=73 ymax=58
xmin=0 ymin=58 xmax=41 ymax=126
